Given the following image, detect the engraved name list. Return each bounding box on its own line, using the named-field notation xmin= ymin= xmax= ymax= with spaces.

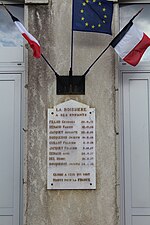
xmin=47 ymin=100 xmax=96 ymax=189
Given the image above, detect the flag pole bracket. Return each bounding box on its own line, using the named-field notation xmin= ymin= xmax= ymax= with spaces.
xmin=56 ymin=76 xmax=85 ymax=95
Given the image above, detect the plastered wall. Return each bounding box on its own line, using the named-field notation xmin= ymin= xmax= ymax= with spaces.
xmin=26 ymin=1 xmax=119 ymax=225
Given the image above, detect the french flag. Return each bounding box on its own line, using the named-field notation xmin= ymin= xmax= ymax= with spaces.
xmin=5 ymin=6 xmax=41 ymax=58
xmin=110 ymin=20 xmax=150 ymax=66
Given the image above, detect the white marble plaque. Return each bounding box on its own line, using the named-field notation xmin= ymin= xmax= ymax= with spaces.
xmin=47 ymin=100 xmax=96 ymax=189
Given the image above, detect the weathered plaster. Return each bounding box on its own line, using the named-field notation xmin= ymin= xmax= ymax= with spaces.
xmin=26 ymin=1 xmax=118 ymax=225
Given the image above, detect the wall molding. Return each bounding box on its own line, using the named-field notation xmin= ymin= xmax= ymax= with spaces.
xmin=25 ymin=0 xmax=48 ymax=4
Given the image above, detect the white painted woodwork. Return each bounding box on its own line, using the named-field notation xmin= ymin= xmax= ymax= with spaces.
xmin=122 ymin=72 xmax=150 ymax=225
xmin=0 ymin=74 xmax=21 ymax=225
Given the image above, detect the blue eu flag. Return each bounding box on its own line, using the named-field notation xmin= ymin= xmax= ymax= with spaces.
xmin=73 ymin=0 xmax=113 ymax=35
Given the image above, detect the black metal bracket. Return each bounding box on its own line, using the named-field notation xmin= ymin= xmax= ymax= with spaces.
xmin=57 ymin=76 xmax=85 ymax=95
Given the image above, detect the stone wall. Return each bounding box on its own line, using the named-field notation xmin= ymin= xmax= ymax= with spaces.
xmin=26 ymin=1 xmax=118 ymax=225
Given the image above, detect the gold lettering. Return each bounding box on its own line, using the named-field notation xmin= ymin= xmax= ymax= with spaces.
xmin=49 ymin=152 xmax=61 ymax=155
xmin=83 ymin=173 xmax=90 ymax=176
xmin=60 ymin=113 xmax=68 ymax=117
xmin=63 ymin=125 xmax=73 ymax=129
xmin=49 ymin=120 xmax=61 ymax=124
xmin=49 ymin=136 xmax=67 ymax=139
xmin=64 ymin=108 xmax=87 ymax=112
xmin=69 ymin=136 xmax=80 ymax=139
xmin=53 ymin=179 xmax=63 ymax=182
xmin=64 ymin=179 xmax=72 ymax=182
xmin=63 ymin=141 xmax=76 ymax=145
xmin=62 ymin=120 xmax=75 ymax=124
xmin=49 ymin=162 xmax=67 ymax=166
xmin=63 ymin=152 xmax=70 ymax=155
xmin=65 ymin=131 xmax=78 ymax=134
xmin=49 ymin=157 xmax=55 ymax=160
xmin=49 ymin=125 xmax=61 ymax=129
xmin=49 ymin=146 xmax=63 ymax=150
xmin=77 ymin=173 xmax=82 ymax=176
xmin=56 ymin=108 xmax=62 ymax=112
xmin=49 ymin=131 xmax=63 ymax=134
xmin=69 ymin=113 xmax=87 ymax=117
xmin=68 ymin=173 xmax=75 ymax=176
xmin=49 ymin=141 xmax=62 ymax=145
xmin=53 ymin=173 xmax=63 ymax=176
xmin=56 ymin=157 xmax=66 ymax=160
xmin=64 ymin=147 xmax=77 ymax=150
xmin=78 ymin=178 xmax=90 ymax=182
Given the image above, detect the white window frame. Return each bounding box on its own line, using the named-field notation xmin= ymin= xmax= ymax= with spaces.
xmin=118 ymin=1 xmax=150 ymax=225
xmin=0 ymin=2 xmax=26 ymax=225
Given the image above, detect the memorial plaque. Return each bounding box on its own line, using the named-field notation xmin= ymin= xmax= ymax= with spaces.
xmin=47 ymin=100 xmax=96 ymax=189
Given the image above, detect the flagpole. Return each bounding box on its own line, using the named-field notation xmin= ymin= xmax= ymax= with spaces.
xmin=69 ymin=25 xmax=74 ymax=76
xmin=1 ymin=2 xmax=59 ymax=77
xmin=131 ymin=8 xmax=143 ymax=22
xmin=41 ymin=54 xmax=59 ymax=77
xmin=1 ymin=2 xmax=10 ymax=15
xmin=69 ymin=0 xmax=74 ymax=77
xmin=83 ymin=44 xmax=110 ymax=76
xmin=82 ymin=8 xmax=143 ymax=77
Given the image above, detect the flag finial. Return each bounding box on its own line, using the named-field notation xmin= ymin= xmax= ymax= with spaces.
xmin=131 ymin=8 xmax=143 ymax=21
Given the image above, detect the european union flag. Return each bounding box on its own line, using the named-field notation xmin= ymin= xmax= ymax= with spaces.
xmin=73 ymin=0 xmax=113 ymax=35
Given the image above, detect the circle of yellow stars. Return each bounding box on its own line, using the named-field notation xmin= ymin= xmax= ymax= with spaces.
xmin=80 ymin=0 xmax=108 ymax=30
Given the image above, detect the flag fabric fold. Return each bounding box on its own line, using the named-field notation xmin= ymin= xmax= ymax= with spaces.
xmin=73 ymin=0 xmax=113 ymax=35
xmin=5 ymin=8 xmax=41 ymax=58
xmin=110 ymin=21 xmax=150 ymax=66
